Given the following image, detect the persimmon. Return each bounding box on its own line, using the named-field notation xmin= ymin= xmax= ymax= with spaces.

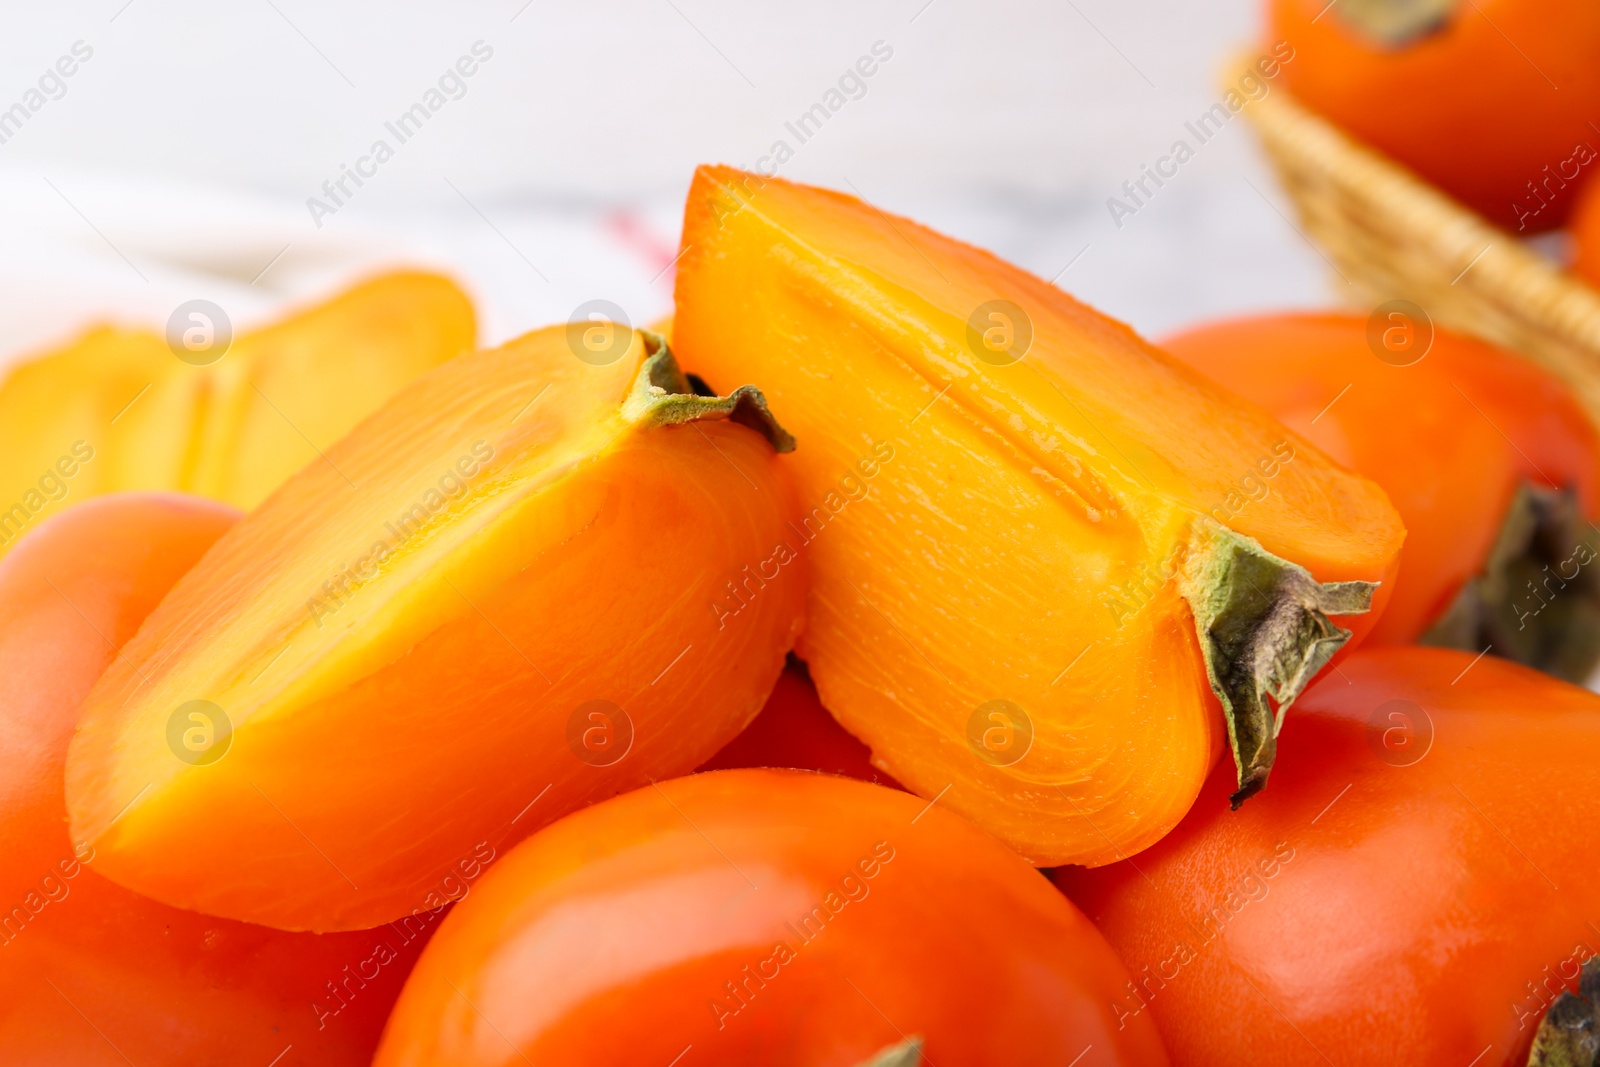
xmin=1163 ymin=311 xmax=1600 ymax=681
xmin=65 ymin=327 xmax=805 ymax=932
xmin=1056 ymin=646 xmax=1600 ymax=1066
xmin=0 ymin=493 xmax=430 ymax=1066
xmin=1270 ymin=0 xmax=1600 ymax=232
xmin=699 ymin=658 xmax=902 ymax=789
xmin=0 ymin=271 xmax=474 ymax=557
xmin=373 ymin=768 xmax=1170 ymax=1067
xmin=671 ymin=166 xmax=1404 ymax=867
xmin=1575 ymin=175 xmax=1600 ymax=290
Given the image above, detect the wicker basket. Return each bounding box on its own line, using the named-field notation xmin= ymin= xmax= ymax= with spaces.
xmin=1238 ymin=59 xmax=1600 ymax=424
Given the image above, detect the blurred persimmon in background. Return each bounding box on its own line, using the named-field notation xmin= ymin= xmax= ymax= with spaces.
xmin=1270 ymin=0 xmax=1600 ymax=232
xmin=1575 ymin=175 xmax=1600 ymax=288
xmin=1164 ymin=312 xmax=1600 ymax=682
xmin=0 ymin=272 xmax=475 ymax=561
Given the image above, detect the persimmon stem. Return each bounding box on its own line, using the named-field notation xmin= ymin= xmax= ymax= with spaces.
xmin=622 ymin=332 xmax=796 ymax=453
xmin=1421 ymin=482 xmax=1600 ymax=684
xmin=1333 ymin=0 xmax=1459 ymax=46
xmin=1529 ymin=956 xmax=1600 ymax=1066
xmin=1179 ymin=519 xmax=1377 ymax=807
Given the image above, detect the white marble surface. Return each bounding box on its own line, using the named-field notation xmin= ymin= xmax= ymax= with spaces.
xmin=0 ymin=0 xmax=1340 ymax=362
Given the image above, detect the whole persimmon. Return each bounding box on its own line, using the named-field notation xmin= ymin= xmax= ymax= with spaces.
xmin=1057 ymin=646 xmax=1600 ymax=1066
xmin=0 ymin=494 xmax=431 ymax=1066
xmin=1270 ymin=0 xmax=1600 ymax=231
xmin=374 ymin=769 xmax=1170 ymax=1066
xmin=1163 ymin=311 xmax=1600 ymax=681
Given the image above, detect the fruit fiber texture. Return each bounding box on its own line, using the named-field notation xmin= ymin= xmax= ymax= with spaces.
xmin=0 ymin=271 xmax=475 ymax=558
xmin=1164 ymin=312 xmax=1600 ymax=682
xmin=1271 ymin=0 xmax=1600 ymax=232
xmin=373 ymin=768 xmax=1171 ymax=1067
xmin=671 ymin=165 xmax=1404 ymax=868
xmin=1057 ymin=646 xmax=1600 ymax=1067
xmin=0 ymin=494 xmax=428 ymax=1066
xmin=64 ymin=327 xmax=805 ymax=932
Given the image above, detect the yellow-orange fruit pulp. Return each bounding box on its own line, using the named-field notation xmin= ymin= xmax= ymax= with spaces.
xmin=0 ymin=271 xmax=475 ymax=557
xmin=66 ymin=326 xmax=805 ymax=931
xmin=672 ymin=166 xmax=1405 ymax=866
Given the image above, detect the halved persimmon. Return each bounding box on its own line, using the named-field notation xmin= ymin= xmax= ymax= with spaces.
xmin=671 ymin=166 xmax=1404 ymax=867
xmin=0 ymin=271 xmax=475 ymax=557
xmin=0 ymin=493 xmax=430 ymax=1066
xmin=373 ymin=768 xmax=1170 ymax=1066
xmin=1164 ymin=311 xmax=1600 ymax=682
xmin=699 ymin=657 xmax=901 ymax=789
xmin=65 ymin=328 xmax=804 ymax=932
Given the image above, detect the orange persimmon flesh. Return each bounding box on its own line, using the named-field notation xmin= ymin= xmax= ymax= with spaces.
xmin=0 ymin=271 xmax=475 ymax=557
xmin=1163 ymin=312 xmax=1600 ymax=679
xmin=373 ymin=769 xmax=1171 ymax=1066
xmin=65 ymin=327 xmax=804 ymax=933
xmin=672 ymin=166 xmax=1404 ymax=866
xmin=0 ymin=493 xmax=429 ymax=1065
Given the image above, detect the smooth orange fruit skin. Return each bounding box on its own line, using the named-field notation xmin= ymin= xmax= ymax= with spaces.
xmin=699 ymin=660 xmax=902 ymax=789
xmin=1271 ymin=0 xmax=1600 ymax=232
xmin=1057 ymin=646 xmax=1600 ymax=1066
xmin=672 ymin=165 xmax=1403 ymax=868
xmin=1162 ymin=312 xmax=1600 ymax=646
xmin=1576 ymin=176 xmax=1600 ymax=290
xmin=0 ymin=494 xmax=430 ymax=1066
xmin=374 ymin=768 xmax=1171 ymax=1067
xmin=66 ymin=328 xmax=805 ymax=932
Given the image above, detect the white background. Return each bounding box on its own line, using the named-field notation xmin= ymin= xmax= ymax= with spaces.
xmin=0 ymin=0 xmax=1338 ymax=362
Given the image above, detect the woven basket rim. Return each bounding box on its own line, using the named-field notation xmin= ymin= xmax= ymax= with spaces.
xmin=1230 ymin=50 xmax=1600 ymax=425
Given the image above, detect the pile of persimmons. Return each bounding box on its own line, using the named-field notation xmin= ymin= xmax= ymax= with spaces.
xmin=8 ymin=2 xmax=1600 ymax=1065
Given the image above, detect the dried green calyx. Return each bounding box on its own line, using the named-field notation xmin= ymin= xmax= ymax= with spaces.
xmin=1335 ymin=0 xmax=1460 ymax=47
xmin=1421 ymin=482 xmax=1600 ymax=684
xmin=1529 ymin=956 xmax=1600 ymax=1066
xmin=1179 ymin=519 xmax=1378 ymax=808
xmin=853 ymin=1037 xmax=924 ymax=1067
xmin=622 ymin=331 xmax=796 ymax=452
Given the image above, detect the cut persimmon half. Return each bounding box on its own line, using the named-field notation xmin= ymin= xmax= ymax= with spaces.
xmin=0 ymin=493 xmax=429 ymax=1065
xmin=0 ymin=271 xmax=475 ymax=557
xmin=1163 ymin=311 xmax=1600 ymax=683
xmin=671 ymin=166 xmax=1405 ymax=866
xmin=65 ymin=326 xmax=805 ymax=932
